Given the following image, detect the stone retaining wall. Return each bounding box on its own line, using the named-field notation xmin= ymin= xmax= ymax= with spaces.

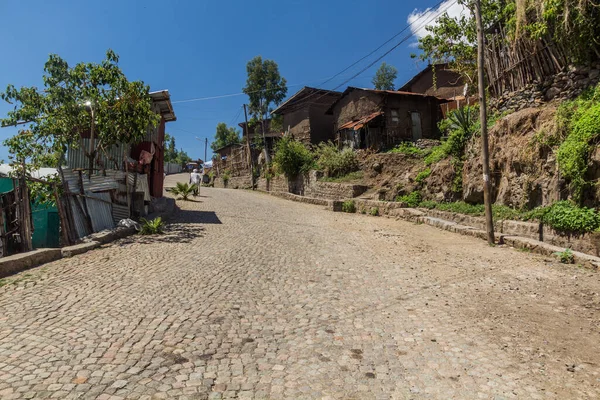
xmin=257 ymin=172 xmax=369 ymax=200
xmin=214 ymin=175 xmax=252 ymax=189
xmin=491 ymin=64 xmax=600 ymax=113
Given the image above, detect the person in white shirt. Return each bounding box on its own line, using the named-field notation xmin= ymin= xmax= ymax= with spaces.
xmin=189 ymin=168 xmax=201 ymax=196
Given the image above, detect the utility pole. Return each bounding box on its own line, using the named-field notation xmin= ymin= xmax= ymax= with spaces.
xmin=474 ymin=0 xmax=495 ymax=245
xmin=204 ymin=137 xmax=208 ymax=166
xmin=243 ymin=104 xmax=254 ymax=174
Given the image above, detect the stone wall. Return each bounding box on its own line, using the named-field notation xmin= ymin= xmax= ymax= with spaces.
xmin=256 ymin=171 xmax=369 ymax=200
xmin=491 ymin=64 xmax=600 ymax=113
xmin=214 ymin=175 xmax=252 ymax=189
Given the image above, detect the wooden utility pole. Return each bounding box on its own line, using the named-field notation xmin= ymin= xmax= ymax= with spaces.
xmin=19 ymin=160 xmax=33 ymax=252
xmin=204 ymin=138 xmax=208 ymax=167
xmin=243 ymin=104 xmax=254 ymax=174
xmin=474 ymin=0 xmax=495 ymax=245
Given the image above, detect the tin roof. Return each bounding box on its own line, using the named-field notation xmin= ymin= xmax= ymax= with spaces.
xmin=338 ymin=111 xmax=384 ymax=131
xmin=326 ymin=87 xmax=450 ymax=115
xmin=271 ymin=86 xmax=342 ymax=115
xmin=149 ymin=90 xmax=177 ymax=122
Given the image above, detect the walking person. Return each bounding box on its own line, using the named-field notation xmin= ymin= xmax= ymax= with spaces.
xmin=189 ymin=168 xmax=201 ymax=197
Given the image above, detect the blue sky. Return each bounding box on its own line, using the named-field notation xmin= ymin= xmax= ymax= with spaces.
xmin=0 ymin=0 xmax=463 ymax=162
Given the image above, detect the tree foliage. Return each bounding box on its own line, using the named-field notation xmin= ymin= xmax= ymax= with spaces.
xmin=416 ymin=0 xmax=600 ymax=86
xmin=1 ymin=50 xmax=159 ymax=174
xmin=242 ymin=56 xmax=287 ymax=124
xmin=272 ymin=136 xmax=313 ymax=178
xmin=211 ymin=122 xmax=241 ymax=151
xmin=372 ymin=62 xmax=398 ymax=90
xmin=163 ymin=133 xmax=192 ymax=166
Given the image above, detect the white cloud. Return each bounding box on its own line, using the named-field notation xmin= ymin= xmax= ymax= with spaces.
xmin=407 ymin=0 xmax=469 ymax=40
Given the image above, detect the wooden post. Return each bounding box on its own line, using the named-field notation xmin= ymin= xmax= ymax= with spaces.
xmin=243 ymin=104 xmax=255 ymax=189
xmin=77 ymin=170 xmax=94 ymax=234
xmin=19 ymin=161 xmax=33 ymax=252
xmin=474 ymin=0 xmax=495 ymax=245
xmin=53 ymin=184 xmax=72 ymax=246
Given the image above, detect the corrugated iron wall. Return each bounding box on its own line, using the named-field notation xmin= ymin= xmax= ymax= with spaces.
xmin=67 ymin=139 xmax=128 ymax=171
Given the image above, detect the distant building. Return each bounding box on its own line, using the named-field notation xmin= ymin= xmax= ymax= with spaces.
xmin=271 ymin=87 xmax=341 ymax=145
xmin=326 ymin=87 xmax=448 ymax=150
xmin=399 ymin=64 xmax=473 ymax=114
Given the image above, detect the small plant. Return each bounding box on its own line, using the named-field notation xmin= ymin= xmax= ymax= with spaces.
xmin=222 ymin=170 xmax=231 ymax=184
xmin=415 ymin=168 xmax=432 ymax=184
xmin=139 ymin=217 xmax=165 ymax=235
xmin=388 ymin=142 xmax=424 ymax=156
xmin=319 ymin=171 xmax=364 ymax=183
xmin=396 ymin=191 xmax=422 ymax=207
xmin=341 ymin=200 xmax=356 ymax=213
xmin=370 ymin=207 xmax=379 ymax=216
xmin=171 ymin=182 xmax=196 ymax=200
xmin=554 ymin=248 xmax=575 ymax=264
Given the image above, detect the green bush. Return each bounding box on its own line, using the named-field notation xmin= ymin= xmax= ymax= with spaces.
xmin=418 ymin=200 xmax=437 ymax=209
xmin=396 ymin=191 xmax=422 ymax=207
xmin=319 ymin=171 xmax=364 ymax=183
xmin=424 ymin=145 xmax=448 ymax=166
xmin=139 ymin=217 xmax=165 ymax=235
xmin=555 ymin=86 xmax=600 ymax=202
xmin=388 ymin=142 xmax=424 ymax=156
xmin=539 ymin=201 xmax=600 ymax=235
xmin=273 ymin=136 xmax=314 ymax=178
xmin=554 ymin=248 xmax=575 ymax=264
xmin=314 ymin=142 xmax=358 ymax=178
xmin=222 ymin=170 xmax=231 ymax=183
xmin=370 ymin=207 xmax=379 ymax=216
xmin=341 ymin=200 xmax=356 ymax=213
xmin=415 ymin=168 xmax=431 ymax=184
xmin=171 ymin=182 xmax=196 ymax=200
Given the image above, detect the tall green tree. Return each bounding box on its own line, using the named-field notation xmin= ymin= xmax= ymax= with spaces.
xmin=242 ymin=56 xmax=287 ymax=161
xmin=372 ymin=62 xmax=398 ymax=90
xmin=1 ymin=50 xmax=159 ymax=175
xmin=164 ymin=133 xmax=178 ymax=163
xmin=211 ymin=122 xmax=241 ymax=151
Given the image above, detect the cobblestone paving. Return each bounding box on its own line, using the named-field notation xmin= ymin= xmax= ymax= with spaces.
xmin=1 ymin=181 xmax=600 ymax=399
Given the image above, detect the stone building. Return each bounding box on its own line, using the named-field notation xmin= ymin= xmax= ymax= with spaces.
xmin=326 ymin=87 xmax=448 ymax=150
xmin=271 ymin=87 xmax=341 ymax=145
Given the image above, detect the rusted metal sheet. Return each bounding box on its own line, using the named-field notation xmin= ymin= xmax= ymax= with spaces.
xmin=338 ymin=111 xmax=384 ymax=131
xmin=112 ymin=203 xmax=130 ymax=225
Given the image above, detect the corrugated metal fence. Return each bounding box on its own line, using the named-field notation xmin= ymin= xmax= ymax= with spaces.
xmin=164 ymin=162 xmax=182 ymax=175
xmin=61 ymin=169 xmax=151 ymax=240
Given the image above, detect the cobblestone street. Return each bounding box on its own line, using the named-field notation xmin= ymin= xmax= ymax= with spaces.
xmin=1 ymin=179 xmax=600 ymax=399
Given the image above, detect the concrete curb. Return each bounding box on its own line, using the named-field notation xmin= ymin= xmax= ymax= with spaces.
xmin=264 ymin=191 xmax=600 ymax=268
xmin=0 ymin=197 xmax=178 ymax=278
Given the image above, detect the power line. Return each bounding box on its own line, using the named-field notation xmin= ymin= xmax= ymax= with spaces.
xmin=171 ymin=0 xmax=450 ymax=106
xmin=275 ymin=0 xmax=458 ymax=115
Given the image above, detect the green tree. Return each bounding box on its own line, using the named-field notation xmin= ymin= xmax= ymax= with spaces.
xmin=372 ymin=62 xmax=398 ymax=90
xmin=211 ymin=122 xmax=241 ymax=151
xmin=1 ymin=50 xmax=159 ymax=176
xmin=164 ymin=133 xmax=178 ymax=163
xmin=175 ymin=148 xmax=192 ymax=167
xmin=242 ymin=56 xmax=287 ymax=161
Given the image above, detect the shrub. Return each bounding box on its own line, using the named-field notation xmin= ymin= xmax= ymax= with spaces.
xmin=370 ymin=207 xmax=379 ymax=216
xmin=222 ymin=170 xmax=231 ymax=183
xmin=396 ymin=191 xmax=422 ymax=207
xmin=424 ymin=145 xmax=448 ymax=166
xmin=341 ymin=200 xmax=356 ymax=213
xmin=171 ymin=182 xmax=196 ymax=200
xmin=314 ymin=142 xmax=358 ymax=178
xmin=418 ymin=200 xmax=437 ymax=209
xmin=555 ymin=86 xmax=600 ymax=202
xmin=139 ymin=217 xmax=165 ymax=235
xmin=388 ymin=142 xmax=424 ymax=156
xmin=273 ymin=136 xmax=314 ymax=178
xmin=554 ymin=248 xmax=575 ymax=264
xmin=319 ymin=170 xmax=364 ymax=183
xmin=415 ymin=168 xmax=431 ymax=184
xmin=540 ymin=201 xmax=600 ymax=235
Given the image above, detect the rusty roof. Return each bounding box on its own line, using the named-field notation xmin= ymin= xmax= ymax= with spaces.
xmin=326 ymin=87 xmax=449 ymax=115
xmin=338 ymin=111 xmax=384 ymax=131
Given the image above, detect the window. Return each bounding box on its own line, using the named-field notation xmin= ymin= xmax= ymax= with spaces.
xmin=390 ymin=109 xmax=399 ymax=125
